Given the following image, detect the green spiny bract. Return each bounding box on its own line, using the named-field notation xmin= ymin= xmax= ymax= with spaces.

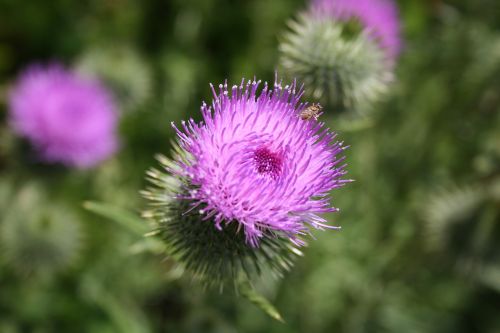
xmin=142 ymin=153 xmax=302 ymax=290
xmin=279 ymin=13 xmax=392 ymax=113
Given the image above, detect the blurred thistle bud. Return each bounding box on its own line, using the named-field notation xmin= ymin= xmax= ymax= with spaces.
xmin=279 ymin=0 xmax=401 ymax=113
xmin=423 ymin=179 xmax=500 ymax=255
xmin=143 ymin=77 xmax=350 ymax=288
xmin=0 ymin=184 xmax=82 ymax=276
xmin=76 ymin=46 xmax=152 ymax=111
xmin=8 ymin=63 xmax=119 ymax=168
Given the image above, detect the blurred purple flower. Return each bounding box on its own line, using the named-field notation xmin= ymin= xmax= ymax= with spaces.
xmin=171 ymin=78 xmax=349 ymax=246
xmin=310 ymin=0 xmax=402 ymax=61
xmin=9 ymin=64 xmax=119 ymax=168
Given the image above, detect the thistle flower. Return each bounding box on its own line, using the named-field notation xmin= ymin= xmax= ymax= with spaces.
xmin=280 ymin=0 xmax=401 ymax=112
xmin=8 ymin=64 xmax=119 ymax=168
xmin=143 ymin=78 xmax=349 ymax=286
xmin=311 ymin=0 xmax=401 ymax=62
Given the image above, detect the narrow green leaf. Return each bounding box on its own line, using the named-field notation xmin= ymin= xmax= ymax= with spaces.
xmin=239 ymin=279 xmax=285 ymax=323
xmin=129 ymin=238 xmax=165 ymax=255
xmin=478 ymin=265 xmax=500 ymax=293
xmin=83 ymin=201 xmax=148 ymax=236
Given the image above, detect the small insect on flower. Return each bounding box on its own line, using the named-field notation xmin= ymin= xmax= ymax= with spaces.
xmin=300 ymin=103 xmax=323 ymax=120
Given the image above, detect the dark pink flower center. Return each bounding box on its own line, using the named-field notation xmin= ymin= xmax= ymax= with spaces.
xmin=253 ymin=147 xmax=283 ymax=179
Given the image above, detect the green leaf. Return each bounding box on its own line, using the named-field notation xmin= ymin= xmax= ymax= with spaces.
xmin=239 ymin=279 xmax=285 ymax=323
xmin=83 ymin=201 xmax=148 ymax=237
xmin=478 ymin=265 xmax=500 ymax=293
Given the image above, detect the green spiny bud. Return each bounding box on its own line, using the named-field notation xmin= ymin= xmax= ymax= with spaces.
xmin=0 ymin=184 xmax=82 ymax=276
xmin=142 ymin=153 xmax=302 ymax=290
xmin=279 ymin=13 xmax=392 ymax=113
xmin=76 ymin=46 xmax=152 ymax=111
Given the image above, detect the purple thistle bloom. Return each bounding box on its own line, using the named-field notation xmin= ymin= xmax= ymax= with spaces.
xmin=9 ymin=64 xmax=119 ymax=168
xmin=171 ymin=78 xmax=349 ymax=246
xmin=310 ymin=0 xmax=402 ymax=62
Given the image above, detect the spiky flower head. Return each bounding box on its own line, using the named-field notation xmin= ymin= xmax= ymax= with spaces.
xmin=0 ymin=184 xmax=82 ymax=276
xmin=280 ymin=0 xmax=401 ymax=112
xmin=311 ymin=0 xmax=401 ymax=61
xmin=143 ymin=77 xmax=349 ymax=286
xmin=8 ymin=63 xmax=119 ymax=168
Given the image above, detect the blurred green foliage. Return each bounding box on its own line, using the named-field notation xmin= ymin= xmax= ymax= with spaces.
xmin=0 ymin=0 xmax=499 ymax=332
